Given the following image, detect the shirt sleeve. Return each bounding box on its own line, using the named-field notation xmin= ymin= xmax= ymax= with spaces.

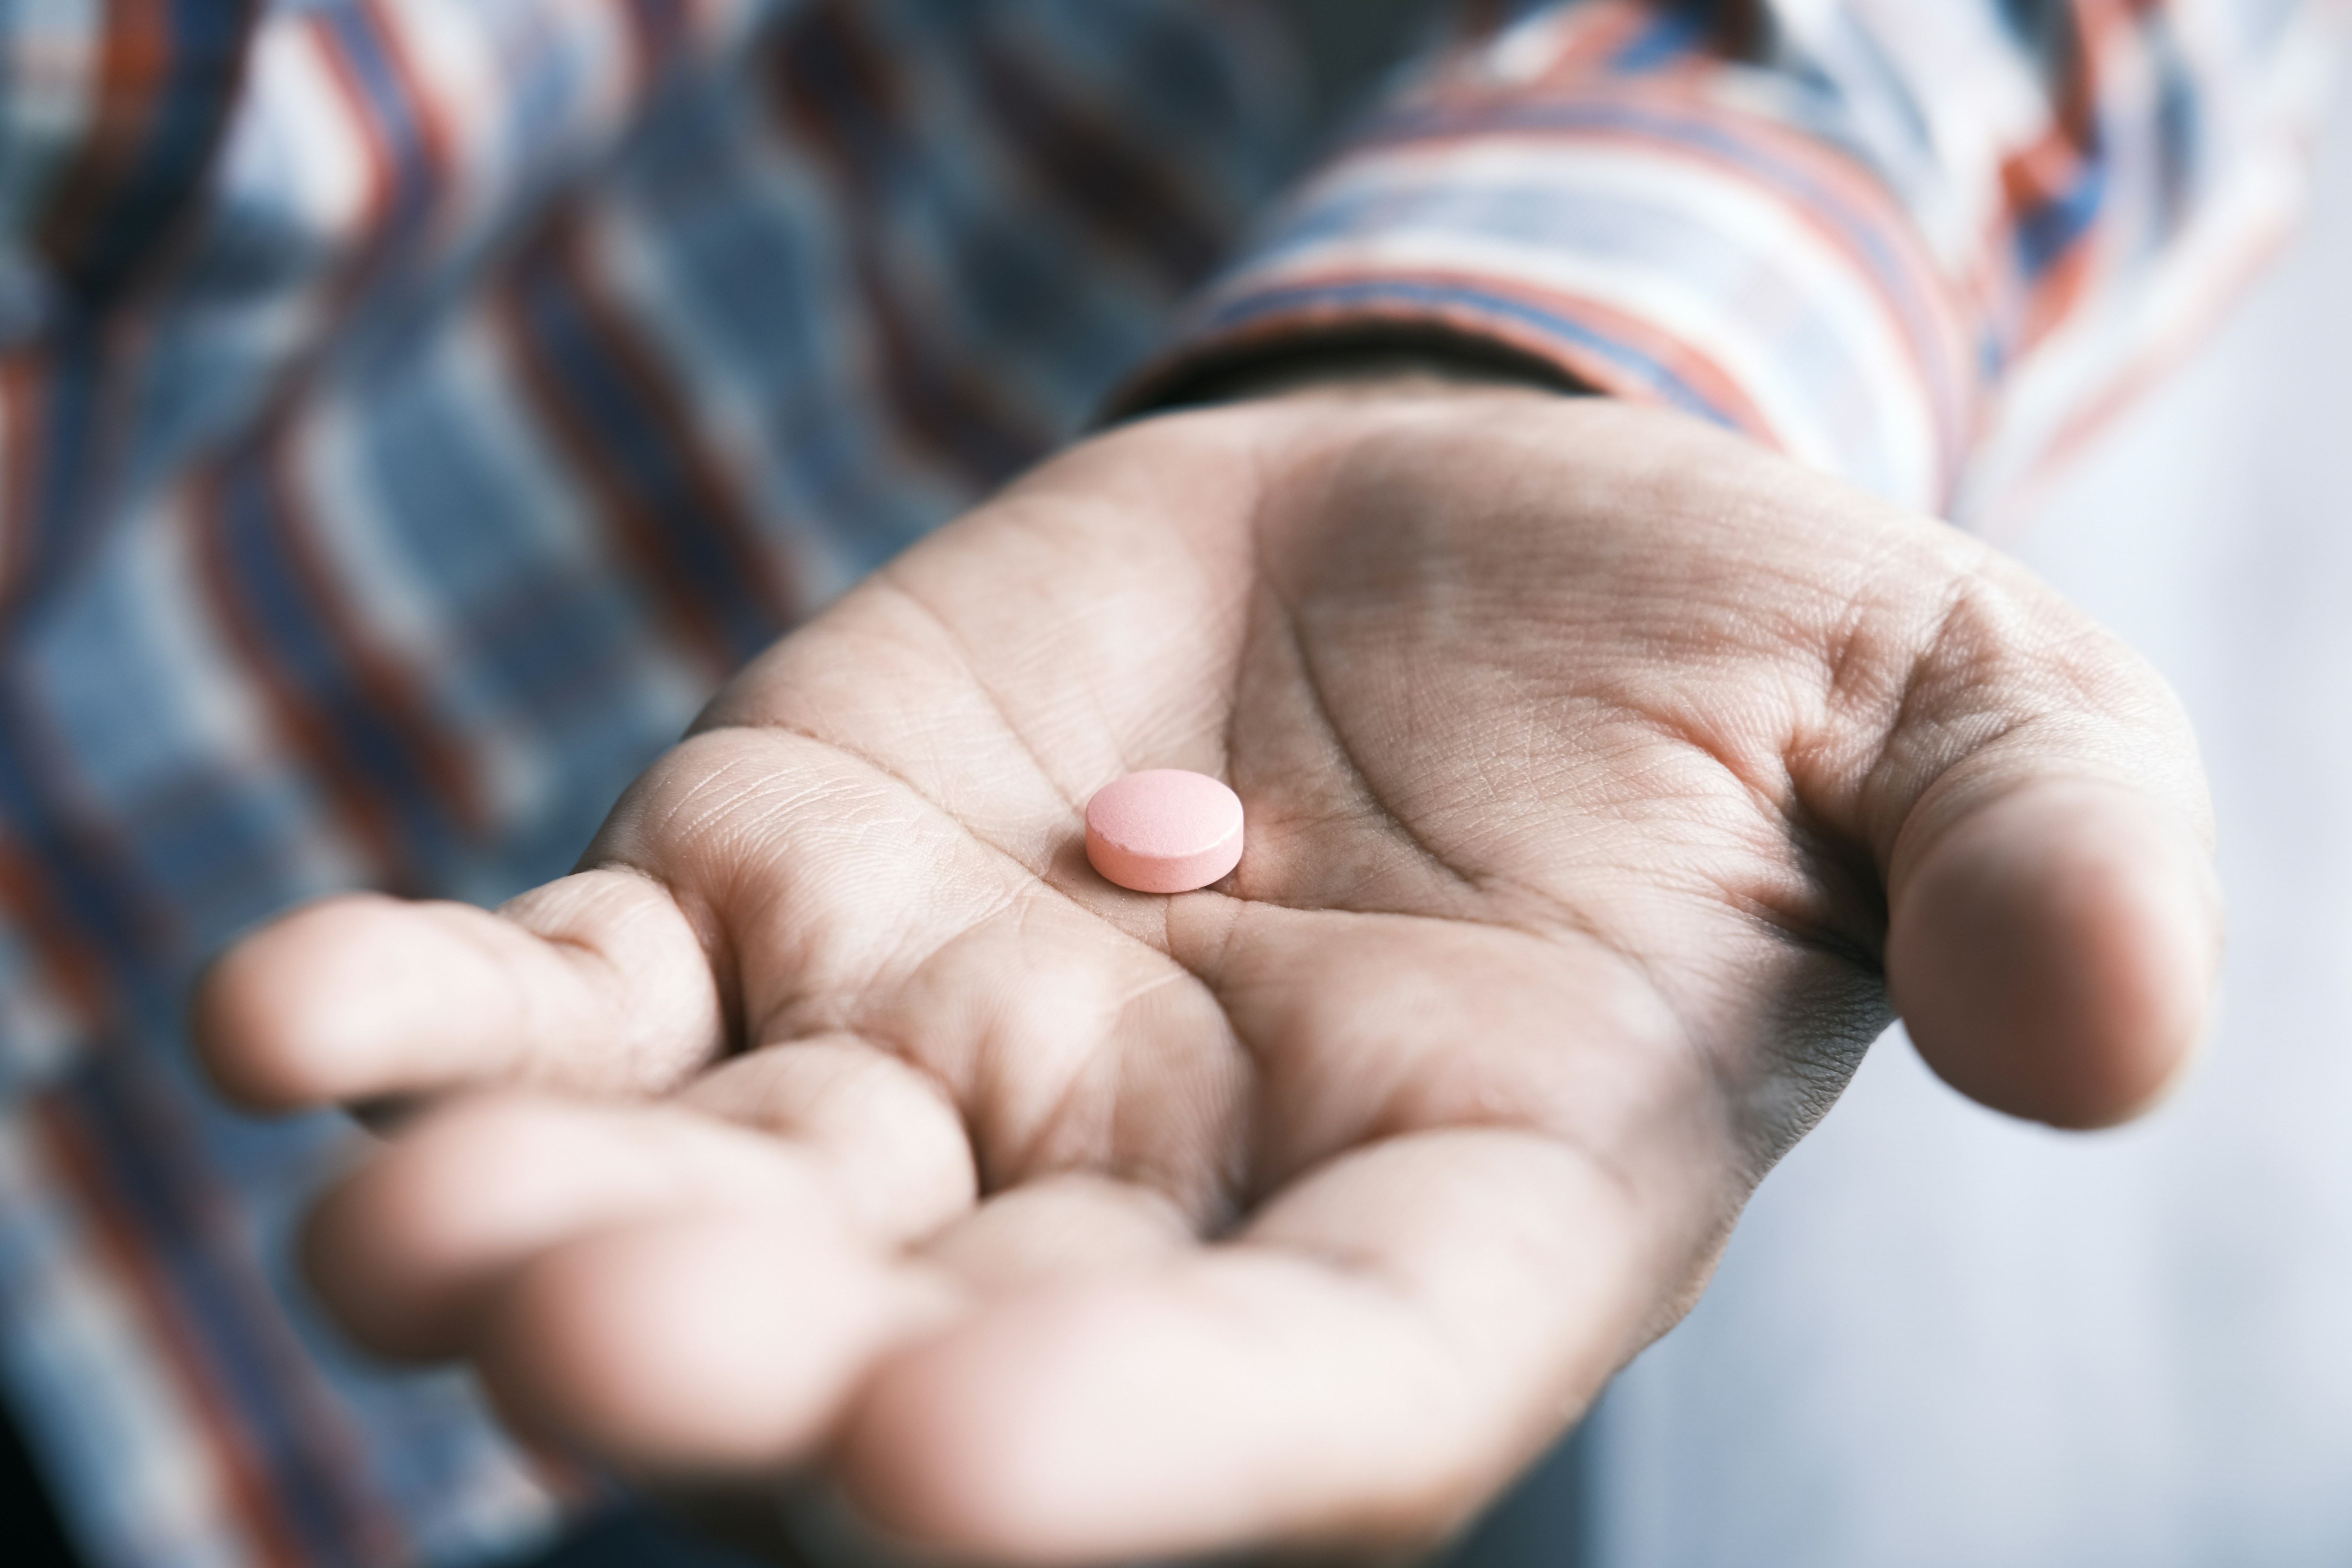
xmin=1137 ymin=0 xmax=2346 ymax=514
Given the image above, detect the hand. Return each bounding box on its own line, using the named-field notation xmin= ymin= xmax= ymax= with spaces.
xmin=194 ymin=388 xmax=2219 ymax=1564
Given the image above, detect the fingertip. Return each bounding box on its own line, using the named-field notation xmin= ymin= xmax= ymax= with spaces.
xmin=836 ymin=1268 xmax=1480 ymax=1564
xmin=476 ymin=1214 xmax=946 ymax=1478
xmin=477 ymin=1218 xmax=797 ymax=1472
xmin=835 ymin=1290 xmax=1112 ymax=1559
xmin=301 ymin=1095 xmax=651 ymax=1361
xmin=191 ymin=893 xmax=423 ymax=1112
xmin=1888 ymin=780 xmax=2222 ymax=1129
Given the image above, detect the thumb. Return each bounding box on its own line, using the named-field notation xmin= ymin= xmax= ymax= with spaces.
xmin=1888 ymin=777 xmax=2220 ymax=1128
xmin=1858 ymin=558 xmax=2222 ymax=1130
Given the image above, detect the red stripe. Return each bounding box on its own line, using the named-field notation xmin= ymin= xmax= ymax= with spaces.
xmin=38 ymin=1063 xmax=413 ymax=1566
xmin=1499 ymin=282 xmax=1787 ymax=439
xmin=0 ymin=837 xmax=109 ymax=1030
xmin=767 ymin=0 xmax=1054 ymax=487
xmin=175 ymin=1 xmax=490 ymax=877
xmin=1988 ymin=0 xmax=2128 ymax=354
xmin=355 ymin=0 xmax=455 ymax=183
xmin=965 ymin=37 xmax=1224 ymax=288
xmin=1389 ymin=93 xmax=1974 ymax=363
xmin=0 ymin=675 xmax=180 ymax=1037
xmin=495 ymin=204 xmax=795 ymax=678
xmin=305 ymin=12 xmax=397 ymax=243
xmin=305 ymin=0 xmax=456 ymax=265
xmin=1989 ymin=215 xmax=2297 ymax=534
xmin=32 ymin=1095 xmax=317 ymax=1568
xmin=190 ymin=447 xmax=487 ymax=879
xmin=1169 ymin=265 xmax=1785 ymax=444
xmin=1621 ymin=98 xmax=1976 ymax=471
xmin=34 ymin=0 xmax=175 ymax=273
xmin=613 ymin=0 xmax=691 ymax=93
xmin=0 ymin=356 xmax=41 ymax=618
xmin=1361 ymin=95 xmax=1980 ymax=481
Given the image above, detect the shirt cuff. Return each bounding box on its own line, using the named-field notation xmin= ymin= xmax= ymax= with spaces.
xmin=1133 ymin=49 xmax=1982 ymax=513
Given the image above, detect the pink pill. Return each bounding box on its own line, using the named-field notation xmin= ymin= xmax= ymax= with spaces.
xmin=1084 ymin=770 xmax=1245 ymax=894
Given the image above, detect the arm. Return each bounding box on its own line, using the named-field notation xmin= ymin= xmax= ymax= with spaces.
xmin=188 ymin=3 xmax=2299 ymax=1563
xmin=1145 ymin=0 xmax=2342 ymax=511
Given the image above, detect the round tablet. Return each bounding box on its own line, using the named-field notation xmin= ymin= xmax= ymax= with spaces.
xmin=1084 ymin=770 xmax=1245 ymax=894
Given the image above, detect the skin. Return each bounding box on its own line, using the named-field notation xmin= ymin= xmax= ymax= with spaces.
xmin=193 ymin=387 xmax=2220 ymax=1565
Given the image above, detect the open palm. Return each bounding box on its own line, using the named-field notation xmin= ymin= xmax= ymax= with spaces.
xmin=197 ymin=388 xmax=2218 ymax=1563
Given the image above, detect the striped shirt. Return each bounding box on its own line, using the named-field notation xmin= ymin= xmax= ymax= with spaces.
xmin=0 ymin=2 xmax=2336 ymax=1564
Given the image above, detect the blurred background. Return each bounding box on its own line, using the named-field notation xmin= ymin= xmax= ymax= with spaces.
xmin=1442 ymin=31 xmax=2352 ymax=1568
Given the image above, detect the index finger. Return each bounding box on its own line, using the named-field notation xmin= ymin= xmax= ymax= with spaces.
xmin=192 ymin=876 xmax=727 ymax=1111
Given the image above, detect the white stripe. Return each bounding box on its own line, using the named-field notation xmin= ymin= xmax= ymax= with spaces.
xmin=377 ymin=0 xmax=776 ymax=247
xmin=1824 ymin=0 xmax=2060 ymax=266
xmin=372 ymin=0 xmax=519 ymax=239
xmin=224 ymin=15 xmax=379 ymax=251
xmin=1234 ymin=139 xmax=1945 ymax=503
xmin=1337 ymin=138 xmax=1942 ymax=485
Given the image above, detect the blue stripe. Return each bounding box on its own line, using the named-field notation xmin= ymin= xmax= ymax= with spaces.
xmin=1613 ymin=9 xmax=1713 ymax=72
xmin=2015 ymin=159 xmax=2110 ymax=274
xmin=210 ymin=455 xmax=466 ymax=877
xmin=1358 ymin=98 xmax=1967 ymax=400
xmin=0 ymin=674 xmax=166 ymax=1015
xmin=508 ymin=245 xmax=782 ymax=663
xmin=63 ymin=0 xmax=257 ymax=307
xmin=62 ymin=1048 xmax=383 ymax=1565
xmin=6 ymin=327 xmax=107 ymax=628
